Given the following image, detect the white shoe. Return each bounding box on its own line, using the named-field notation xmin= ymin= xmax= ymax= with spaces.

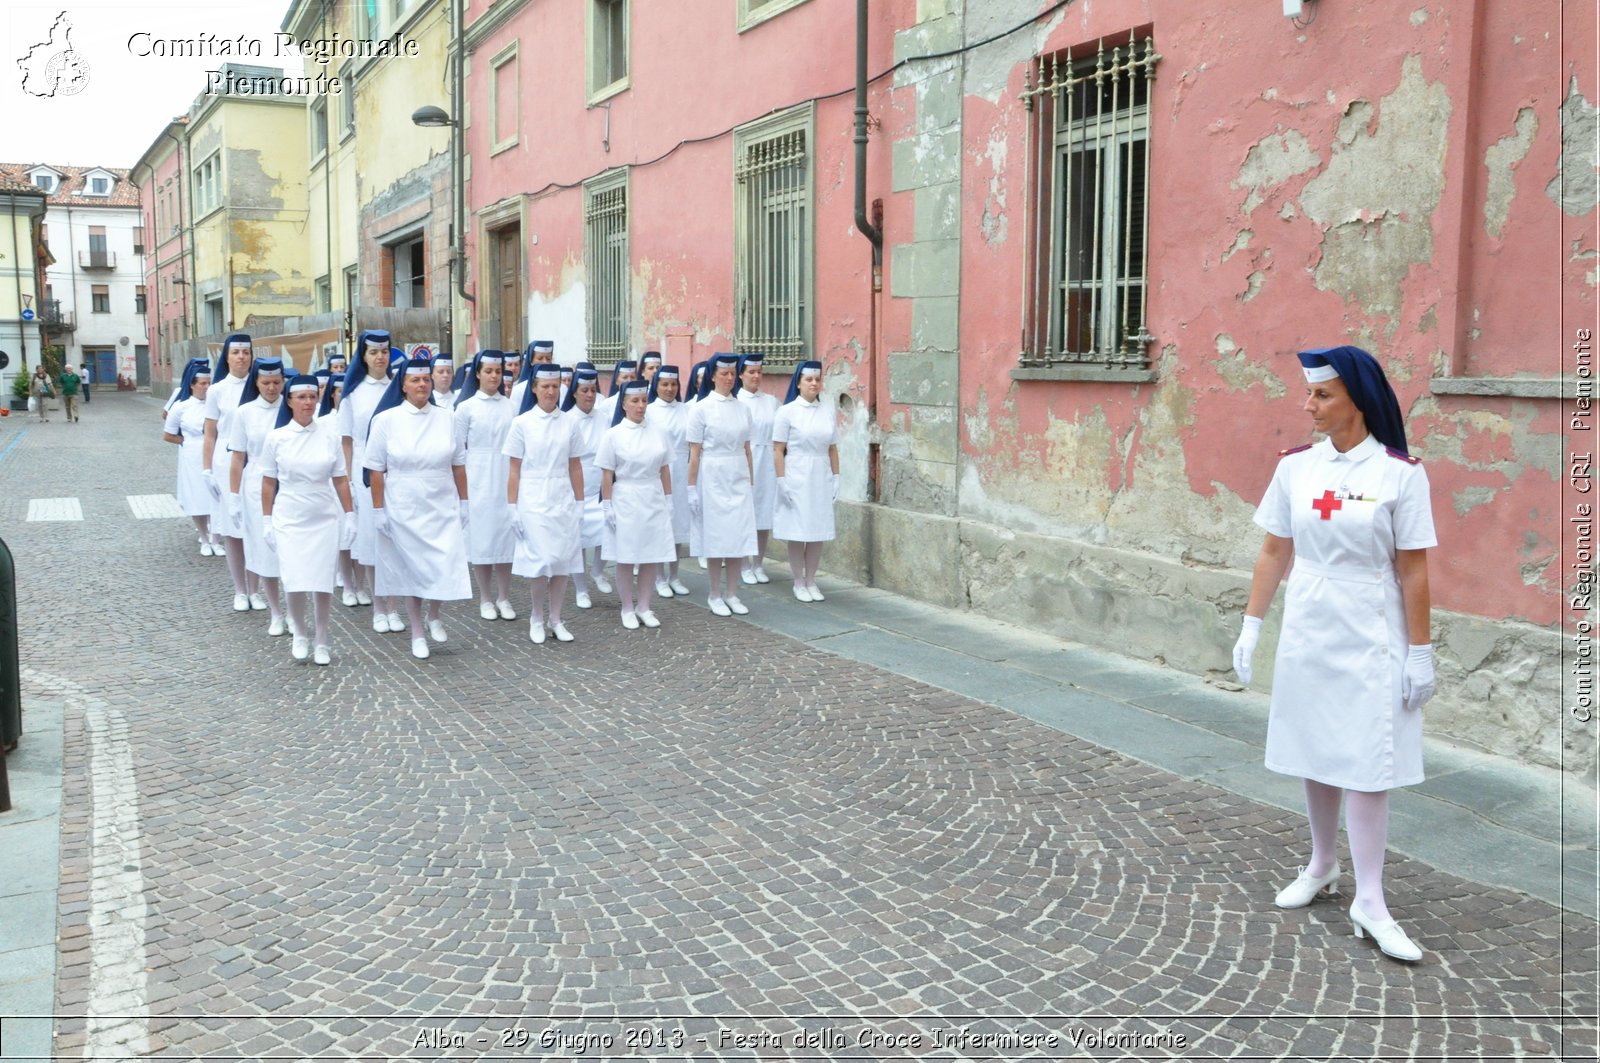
xmin=199 ymin=542 xmax=213 ymax=557
xmin=726 ymin=596 xmax=749 ymax=615
xmin=267 ymin=616 xmax=287 ymax=637
xmin=551 ymin=622 xmax=574 ymax=643
xmin=233 ymin=593 xmax=251 ymax=612
xmin=428 ymin=620 xmax=447 ymax=644
xmin=695 ymin=557 xmax=706 ymax=570
xmin=575 ymin=591 xmax=593 ymax=610
xmin=637 ymin=610 xmax=660 ymax=629
xmin=754 ymin=566 xmax=770 ymax=584
xmin=386 ymin=612 xmax=405 ymax=632
xmin=342 ymin=590 xmax=359 ymax=607
xmin=479 ymin=601 xmax=498 ymax=620
xmin=529 ymin=620 xmax=546 ymax=644
xmin=708 ymin=597 xmax=732 ymax=618
xmin=670 ymin=578 xmax=690 ymax=596
xmin=655 ymin=580 xmax=674 ymax=599
xmin=621 ymin=610 xmax=640 ymax=630
xmin=249 ymin=592 xmax=268 ymax=611
xmin=807 ymin=585 xmax=826 ymax=602
xmin=496 ymin=600 xmax=517 ymax=621
xmin=591 ymin=572 xmax=612 ymax=593
xmin=355 ymin=590 xmax=373 ymax=606
xmin=373 ymin=613 xmax=391 ymax=633
xmin=1274 ymin=864 xmax=1342 ymax=909
xmin=411 ymin=638 xmax=430 ymax=660
xmin=792 ymin=584 xmax=813 ymax=602
xmin=291 ymin=636 xmax=309 ymax=661
xmin=741 ymin=567 xmax=758 ymax=585
xmin=1350 ymin=905 xmax=1423 ymax=963
xmin=313 ymin=645 xmax=331 ymax=666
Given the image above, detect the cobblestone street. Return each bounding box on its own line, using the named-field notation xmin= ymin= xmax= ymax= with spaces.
xmin=0 ymin=393 xmax=1594 ymax=1060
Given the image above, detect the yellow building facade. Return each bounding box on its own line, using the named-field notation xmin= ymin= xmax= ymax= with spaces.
xmin=0 ymin=175 xmax=47 ymax=397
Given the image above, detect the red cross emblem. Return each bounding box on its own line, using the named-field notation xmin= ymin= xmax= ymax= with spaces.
xmin=1311 ymin=490 xmax=1342 ymax=520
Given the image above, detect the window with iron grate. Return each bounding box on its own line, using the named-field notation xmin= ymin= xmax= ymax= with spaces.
xmin=584 ymin=171 xmax=629 ymax=365
xmin=733 ymin=105 xmax=813 ymax=371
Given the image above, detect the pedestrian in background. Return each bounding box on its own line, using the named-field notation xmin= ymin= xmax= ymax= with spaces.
xmin=163 ymin=356 xmax=220 ymax=556
xmin=80 ymin=361 xmax=91 ymax=404
xmin=58 ymin=363 xmax=80 ymax=422
xmin=1233 ymin=345 xmax=1438 ymax=964
xmin=29 ymin=365 xmax=52 ymax=422
xmin=772 ymin=360 xmax=840 ymax=603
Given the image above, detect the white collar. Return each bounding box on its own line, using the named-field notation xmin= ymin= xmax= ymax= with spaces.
xmin=709 ymin=391 xmax=734 ymax=402
xmin=1325 ymin=433 xmax=1380 ymax=463
xmin=402 ymin=400 xmax=431 ymax=415
xmin=287 ymin=417 xmax=316 ymax=433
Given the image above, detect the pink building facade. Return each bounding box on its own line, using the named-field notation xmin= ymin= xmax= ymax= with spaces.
xmin=459 ymin=0 xmax=1595 ymax=772
xmin=132 ymin=118 xmax=193 ymax=395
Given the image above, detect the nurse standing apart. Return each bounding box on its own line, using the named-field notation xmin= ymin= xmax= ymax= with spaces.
xmin=163 ymin=357 xmax=220 ymax=556
xmin=1233 ymin=345 xmax=1437 ymax=964
xmin=562 ymin=367 xmax=608 ymax=608
xmin=643 ymin=366 xmax=692 ymax=598
xmin=686 ymin=353 xmax=757 ymax=617
xmin=599 ymin=381 xmax=674 ymax=629
xmin=260 ymin=375 xmax=356 ymax=665
xmin=735 ymin=353 xmax=779 ymax=585
xmin=364 ymin=356 xmax=472 ymax=660
xmin=453 ymin=350 xmax=518 ymax=621
xmin=772 ymin=361 xmax=840 ymax=602
xmin=227 ymin=358 xmax=289 ymax=634
xmin=339 ymin=331 xmax=402 ymax=629
xmin=202 ymin=334 xmax=260 ymax=611
xmin=503 ymin=364 xmax=585 ymax=645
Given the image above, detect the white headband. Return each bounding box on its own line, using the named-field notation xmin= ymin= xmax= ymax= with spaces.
xmin=1303 ymin=364 xmax=1338 ymax=383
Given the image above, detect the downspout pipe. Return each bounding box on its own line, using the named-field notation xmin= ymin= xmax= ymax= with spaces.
xmin=853 ymin=0 xmax=882 ymax=263
xmin=853 ymin=0 xmax=882 ymax=585
xmin=452 ymin=0 xmax=474 ymax=311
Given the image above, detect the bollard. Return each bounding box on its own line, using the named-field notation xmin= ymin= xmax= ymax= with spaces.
xmin=0 ymin=534 xmax=17 ymax=754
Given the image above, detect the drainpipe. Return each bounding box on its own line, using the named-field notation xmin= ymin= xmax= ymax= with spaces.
xmin=854 ymin=0 xmax=883 ymax=584
xmin=9 ymin=196 xmax=27 ymax=375
xmin=451 ymin=0 xmax=474 ymax=355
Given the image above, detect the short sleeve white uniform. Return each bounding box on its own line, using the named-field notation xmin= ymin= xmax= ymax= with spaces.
xmin=338 ymin=375 xmax=391 ymax=565
xmin=771 ymin=397 xmax=838 ymax=543
xmin=258 ymin=417 xmax=347 ymax=593
xmin=453 ymin=391 xmax=516 ymax=565
xmin=738 ymin=387 xmax=780 ymax=531
xmin=165 ymin=396 xmax=212 ymax=516
xmin=501 ymin=407 xmax=584 ymax=578
xmin=597 ymin=420 xmax=675 ymax=565
xmin=228 ymin=398 xmax=285 ymax=578
xmin=687 ymin=393 xmax=757 ymax=558
xmin=1253 ymin=435 xmax=1438 ymax=792
xmin=203 ymin=373 xmax=248 ymax=536
xmin=566 ymin=405 xmax=608 ymax=550
xmin=644 ymin=400 xmax=691 ymax=545
xmin=364 ymin=402 xmax=472 ymax=601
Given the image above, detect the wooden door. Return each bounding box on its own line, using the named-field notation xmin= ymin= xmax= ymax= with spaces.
xmin=493 ymin=225 xmax=522 ymax=353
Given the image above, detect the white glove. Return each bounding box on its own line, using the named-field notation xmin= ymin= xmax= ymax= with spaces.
xmin=373 ymin=507 xmax=392 ymax=540
xmin=1232 ymin=616 xmax=1262 ymax=686
xmin=205 ymin=474 xmax=223 ymax=502
xmin=507 ymin=503 xmax=526 ymax=541
xmin=262 ymin=515 xmax=276 ymax=551
xmin=227 ymin=492 xmax=243 ymax=527
xmin=688 ymin=485 xmax=702 ymax=518
xmin=602 ymin=499 xmax=617 ymax=530
xmin=829 ymin=473 xmax=840 ymax=502
xmin=1402 ymin=644 xmax=1436 ymax=712
xmin=459 ymin=499 xmax=470 ymax=531
xmin=338 ymin=511 xmax=356 ymax=550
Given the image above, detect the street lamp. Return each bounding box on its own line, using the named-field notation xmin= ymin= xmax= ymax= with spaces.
xmin=411 ymin=105 xmax=454 ymax=128
xmin=412 ymin=96 xmax=472 ymax=356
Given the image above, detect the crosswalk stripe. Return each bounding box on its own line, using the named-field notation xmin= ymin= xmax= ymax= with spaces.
xmin=126 ymin=494 xmax=186 ymax=519
xmin=27 ymin=497 xmax=83 ymax=522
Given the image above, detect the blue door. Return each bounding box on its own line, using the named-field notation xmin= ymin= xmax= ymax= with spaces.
xmin=95 ymin=351 xmax=116 ymax=387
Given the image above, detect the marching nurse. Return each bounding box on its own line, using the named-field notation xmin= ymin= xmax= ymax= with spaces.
xmin=163 ymin=357 xmax=220 ymax=556
xmin=686 ymin=353 xmax=756 ymax=616
xmin=453 ymin=350 xmax=518 ymax=621
xmin=227 ymin=357 xmax=290 ymax=634
xmin=562 ymin=366 xmax=609 ymax=607
xmin=598 ymin=380 xmax=674 ymax=629
xmin=772 ymin=360 xmax=840 ymax=603
xmin=503 ymin=363 xmax=585 ymax=645
xmin=644 ymin=365 xmax=692 ymax=598
xmin=202 ymin=334 xmax=260 ymax=611
xmin=339 ymin=330 xmax=401 ymax=630
xmin=735 ymin=353 xmax=779 ymax=585
xmin=1233 ymin=345 xmax=1438 ymax=963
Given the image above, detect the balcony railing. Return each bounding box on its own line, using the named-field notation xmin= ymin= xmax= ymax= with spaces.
xmin=40 ymin=300 xmax=74 ymax=331
xmin=78 ymin=250 xmax=116 ymax=270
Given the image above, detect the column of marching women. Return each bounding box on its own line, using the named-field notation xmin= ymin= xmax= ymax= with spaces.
xmin=168 ymin=336 xmax=843 ymax=666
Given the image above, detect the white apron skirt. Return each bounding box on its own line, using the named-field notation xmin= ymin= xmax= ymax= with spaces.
xmin=772 ymin=452 xmax=835 ymax=543
xmin=512 ymin=475 xmax=583 ymax=578
xmin=579 ymin=498 xmax=606 ymax=551
xmin=176 ymin=435 xmax=212 ymax=516
xmin=603 ymin=479 xmax=676 ymax=565
xmin=276 ymin=483 xmax=341 ymax=594
xmin=464 ymin=446 xmax=515 ymax=564
xmin=691 ymin=453 xmax=757 ymax=558
xmin=666 ymin=450 xmax=690 ymax=545
xmin=240 ymin=465 xmax=281 ymax=578
xmin=374 ymin=471 xmax=472 ymax=600
xmin=351 ymin=442 xmax=379 ymax=566
xmin=210 ymin=464 xmax=241 ymax=538
xmin=751 ymin=442 xmax=776 ymax=531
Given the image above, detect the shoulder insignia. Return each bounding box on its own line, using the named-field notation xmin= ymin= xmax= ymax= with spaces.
xmin=1278 ymin=443 xmax=1313 ymax=457
xmin=1385 ymin=446 xmax=1421 ymax=464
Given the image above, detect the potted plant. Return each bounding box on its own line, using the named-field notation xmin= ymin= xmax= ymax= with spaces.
xmin=9 ymin=373 xmax=29 ymax=412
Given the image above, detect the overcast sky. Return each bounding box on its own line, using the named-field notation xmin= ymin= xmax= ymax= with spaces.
xmin=2 ymin=1 xmax=301 ymax=170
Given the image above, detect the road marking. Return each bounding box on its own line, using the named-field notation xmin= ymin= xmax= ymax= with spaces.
xmin=24 ymin=668 xmax=150 ymax=1057
xmin=126 ymin=494 xmax=185 ymax=519
xmin=0 ymin=428 xmax=27 ymax=467
xmin=26 ymin=497 xmax=82 ymax=521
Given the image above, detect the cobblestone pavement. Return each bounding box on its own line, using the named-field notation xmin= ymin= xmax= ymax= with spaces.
xmin=0 ymin=394 xmax=1594 ymax=1061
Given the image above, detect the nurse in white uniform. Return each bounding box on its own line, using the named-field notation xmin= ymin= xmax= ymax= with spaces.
xmin=686 ymin=353 xmax=756 ymax=617
xmin=643 ymin=366 xmax=692 ymax=598
xmin=202 ymin=334 xmax=259 ymax=611
xmin=598 ymin=380 xmax=675 ymax=630
xmin=595 ymin=359 xmax=637 ymax=431
xmin=503 ymin=364 xmax=585 ymax=645
xmin=430 ymin=353 xmax=457 ymax=409
xmin=501 ymin=350 xmax=523 ymax=400
xmin=562 ymin=367 xmax=608 ymax=608
xmin=339 ymin=331 xmax=401 ymax=631
xmin=735 ymin=353 xmax=779 ymax=585
xmin=227 ymin=358 xmax=288 ymax=634
xmin=453 ymin=350 xmax=518 ymax=621
xmin=1234 ymin=345 xmax=1437 ymax=964
xmin=162 ymin=357 xmax=219 ymax=556
xmin=260 ymin=375 xmax=356 ymax=665
xmin=772 ymin=360 xmax=840 ymax=603
xmin=364 ymin=355 xmax=472 ymax=660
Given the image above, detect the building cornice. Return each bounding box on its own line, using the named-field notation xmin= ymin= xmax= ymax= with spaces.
xmin=464 ymin=0 xmax=529 ymax=52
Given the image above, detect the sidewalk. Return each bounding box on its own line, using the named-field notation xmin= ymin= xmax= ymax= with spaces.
xmin=0 ymin=700 xmax=63 ymax=1063
xmin=716 ymin=563 xmax=1598 ymax=920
